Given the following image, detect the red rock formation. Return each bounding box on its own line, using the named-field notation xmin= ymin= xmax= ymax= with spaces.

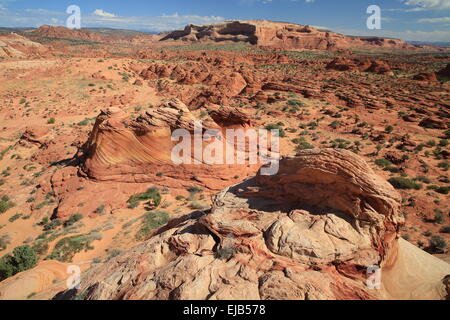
xmin=437 ymin=63 xmax=450 ymax=77
xmin=326 ymin=57 xmax=359 ymax=71
xmin=53 ymin=149 xmax=420 ymax=300
xmin=161 ymin=20 xmax=428 ymax=52
xmin=0 ymin=33 xmax=48 ymax=58
xmin=80 ymin=99 xmax=259 ymax=190
xmin=413 ymin=72 xmax=438 ymax=82
xmin=326 ymin=58 xmax=394 ymax=75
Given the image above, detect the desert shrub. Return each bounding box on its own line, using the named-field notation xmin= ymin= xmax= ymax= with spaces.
xmin=77 ymin=119 xmax=89 ymax=126
xmin=439 ymin=139 xmax=449 ymax=147
xmin=385 ymin=125 xmax=394 ymax=133
xmin=265 ymin=123 xmax=286 ymax=137
xmin=329 ymin=120 xmax=343 ymax=129
xmin=43 ymin=219 xmax=62 ymax=231
xmin=32 ymin=239 xmax=49 ymax=255
xmin=0 ymin=195 xmax=15 ymax=214
xmin=388 ymin=177 xmax=422 ymax=190
xmin=440 ymin=226 xmax=450 ymax=234
xmin=0 ymin=234 xmax=11 ymax=251
xmin=46 ymin=232 xmax=101 ymax=263
xmin=106 ymin=249 xmax=122 ymax=261
xmin=135 ymin=211 xmax=169 ymax=241
xmin=438 ymin=161 xmax=449 ymax=171
xmin=64 ymin=213 xmax=83 ymax=228
xmin=47 ymin=118 xmax=56 ymax=124
xmin=434 ymin=212 xmax=445 ymax=224
xmin=189 ymin=201 xmax=209 ymax=211
xmin=374 ymin=158 xmax=393 ymax=168
xmin=215 ymin=247 xmax=235 ymax=260
xmin=8 ymin=213 xmax=23 ymax=223
xmin=293 ymin=137 xmax=313 ymax=152
xmin=428 ymin=236 xmax=447 ymax=254
xmin=444 ymin=129 xmax=450 ymax=139
xmin=427 ymin=185 xmax=450 ymax=195
xmin=127 ymin=188 xmax=161 ymax=209
xmin=414 ymin=176 xmax=432 ymax=184
xmin=0 ymin=245 xmax=38 ymax=281
xmin=0 ymin=180 xmax=4 ymax=186
xmin=94 ymin=205 xmax=106 ymax=215
xmin=187 ymin=186 xmax=203 ymax=200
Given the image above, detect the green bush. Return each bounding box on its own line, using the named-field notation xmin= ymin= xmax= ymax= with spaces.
xmin=385 ymin=125 xmax=394 ymax=133
xmin=8 ymin=213 xmax=23 ymax=223
xmin=428 ymin=236 xmax=447 ymax=254
xmin=127 ymin=188 xmax=161 ymax=209
xmin=388 ymin=177 xmax=422 ymax=190
xmin=0 ymin=245 xmax=38 ymax=281
xmin=135 ymin=211 xmax=169 ymax=241
xmin=64 ymin=213 xmax=83 ymax=228
xmin=46 ymin=232 xmax=101 ymax=263
xmin=440 ymin=226 xmax=450 ymax=234
xmin=215 ymin=247 xmax=235 ymax=260
xmin=264 ymin=124 xmax=286 ymax=137
xmin=47 ymin=118 xmax=56 ymax=124
xmin=438 ymin=161 xmax=449 ymax=171
xmin=0 ymin=234 xmax=11 ymax=251
xmin=374 ymin=158 xmax=393 ymax=168
xmin=434 ymin=212 xmax=445 ymax=224
xmin=414 ymin=176 xmax=432 ymax=184
xmin=0 ymin=195 xmax=15 ymax=214
xmin=427 ymin=185 xmax=450 ymax=195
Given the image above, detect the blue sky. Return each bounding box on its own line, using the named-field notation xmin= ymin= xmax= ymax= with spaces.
xmin=1 ymin=0 xmax=450 ymax=42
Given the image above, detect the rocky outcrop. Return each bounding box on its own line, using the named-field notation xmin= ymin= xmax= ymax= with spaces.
xmin=80 ymin=99 xmax=259 ymax=190
xmin=437 ymin=63 xmax=450 ymax=78
xmin=161 ymin=20 xmax=425 ymax=52
xmin=0 ymin=33 xmax=47 ymax=58
xmin=52 ymin=149 xmax=432 ymax=300
xmin=413 ymin=72 xmax=438 ymax=82
xmin=326 ymin=58 xmax=393 ymax=75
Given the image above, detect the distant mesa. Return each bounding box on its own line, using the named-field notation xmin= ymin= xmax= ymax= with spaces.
xmin=160 ymin=20 xmax=441 ymax=51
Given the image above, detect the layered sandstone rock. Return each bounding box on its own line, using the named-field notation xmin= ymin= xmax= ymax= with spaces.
xmin=80 ymin=99 xmax=259 ymax=190
xmin=0 ymin=33 xmax=47 ymax=58
xmin=48 ymin=149 xmax=450 ymax=301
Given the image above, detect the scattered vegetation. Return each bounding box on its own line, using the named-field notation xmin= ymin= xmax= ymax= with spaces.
xmin=127 ymin=187 xmax=161 ymax=209
xmin=388 ymin=177 xmax=422 ymax=190
xmin=135 ymin=211 xmax=169 ymax=241
xmin=0 ymin=195 xmax=15 ymax=214
xmin=46 ymin=232 xmax=102 ymax=263
xmin=0 ymin=245 xmax=38 ymax=281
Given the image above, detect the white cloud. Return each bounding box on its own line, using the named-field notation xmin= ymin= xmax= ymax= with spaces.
xmin=334 ymin=26 xmax=450 ymax=42
xmin=93 ymin=9 xmax=117 ymax=18
xmin=418 ymin=16 xmax=450 ymax=22
xmin=403 ymin=0 xmax=450 ymax=11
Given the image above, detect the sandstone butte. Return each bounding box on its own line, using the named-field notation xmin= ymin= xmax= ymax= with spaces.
xmin=160 ymin=20 xmax=440 ymax=52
